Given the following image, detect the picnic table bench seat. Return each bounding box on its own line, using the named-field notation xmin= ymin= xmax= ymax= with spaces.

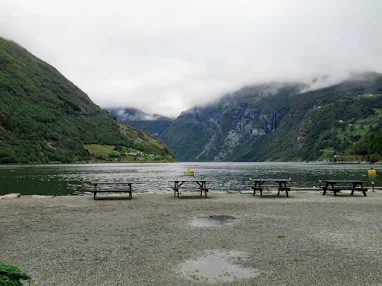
xmin=170 ymin=180 xmax=210 ymax=198
xmin=322 ymin=180 xmax=367 ymax=196
xmin=322 ymin=186 xmax=368 ymax=196
xmin=90 ymin=182 xmax=134 ymax=199
xmin=172 ymin=186 xmax=209 ymax=198
xmin=250 ymin=179 xmax=291 ymax=197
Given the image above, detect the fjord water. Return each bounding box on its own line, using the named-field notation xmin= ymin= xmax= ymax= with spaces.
xmin=0 ymin=163 xmax=380 ymax=196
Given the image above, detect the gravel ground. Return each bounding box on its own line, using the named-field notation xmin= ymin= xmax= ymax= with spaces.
xmin=1 ymin=191 xmax=382 ymax=286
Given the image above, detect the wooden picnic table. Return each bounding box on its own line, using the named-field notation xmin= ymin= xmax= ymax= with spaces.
xmin=322 ymin=180 xmax=367 ymax=196
xmin=170 ymin=180 xmax=210 ymax=198
xmin=90 ymin=182 xmax=134 ymax=199
xmin=250 ymin=179 xmax=291 ymax=197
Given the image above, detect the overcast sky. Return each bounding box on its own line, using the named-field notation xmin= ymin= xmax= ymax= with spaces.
xmin=1 ymin=0 xmax=381 ymax=117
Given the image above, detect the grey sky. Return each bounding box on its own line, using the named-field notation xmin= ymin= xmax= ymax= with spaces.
xmin=1 ymin=0 xmax=381 ymax=117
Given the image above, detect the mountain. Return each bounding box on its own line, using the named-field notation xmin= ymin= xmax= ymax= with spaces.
xmin=158 ymin=75 xmax=382 ymax=162
xmin=0 ymin=37 xmax=176 ymax=163
xmin=105 ymin=108 xmax=174 ymax=138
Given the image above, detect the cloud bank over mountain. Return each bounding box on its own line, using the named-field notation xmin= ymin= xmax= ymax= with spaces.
xmin=1 ymin=0 xmax=381 ymax=116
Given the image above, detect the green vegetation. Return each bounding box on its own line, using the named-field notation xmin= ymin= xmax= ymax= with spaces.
xmin=190 ymin=274 xmax=200 ymax=281
xmin=349 ymin=125 xmax=382 ymax=163
xmin=0 ymin=37 xmax=176 ymax=163
xmin=0 ymin=261 xmax=31 ymax=286
xmin=84 ymin=143 xmax=164 ymax=162
xmin=277 ymin=234 xmax=285 ymax=238
xmin=159 ymin=75 xmax=382 ymax=162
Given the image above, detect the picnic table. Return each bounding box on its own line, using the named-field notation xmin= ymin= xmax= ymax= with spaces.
xmin=250 ymin=179 xmax=291 ymax=197
xmin=90 ymin=182 xmax=134 ymax=199
xmin=322 ymin=180 xmax=367 ymax=196
xmin=170 ymin=180 xmax=210 ymax=198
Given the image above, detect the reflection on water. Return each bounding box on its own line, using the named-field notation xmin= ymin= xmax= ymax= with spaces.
xmin=0 ymin=162 xmax=380 ymax=196
xmin=191 ymin=215 xmax=237 ymax=227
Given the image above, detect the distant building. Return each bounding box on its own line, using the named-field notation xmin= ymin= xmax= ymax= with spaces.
xmin=125 ymin=151 xmax=144 ymax=156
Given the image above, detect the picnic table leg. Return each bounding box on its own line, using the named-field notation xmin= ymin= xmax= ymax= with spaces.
xmin=323 ymin=182 xmax=330 ymax=195
xmin=201 ymin=182 xmax=208 ymax=198
xmin=93 ymin=183 xmax=98 ymax=199
xmin=286 ymin=190 xmax=289 ymax=197
xmin=351 ymin=183 xmax=358 ymax=196
xmin=358 ymin=182 xmax=367 ymax=196
xmin=277 ymin=182 xmax=284 ymax=196
xmin=129 ymin=184 xmax=132 ymax=199
xmin=174 ymin=182 xmax=180 ymax=198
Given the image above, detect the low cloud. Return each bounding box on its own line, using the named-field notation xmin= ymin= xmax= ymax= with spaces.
xmin=1 ymin=0 xmax=381 ymax=116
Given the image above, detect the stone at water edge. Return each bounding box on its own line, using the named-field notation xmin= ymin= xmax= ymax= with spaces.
xmin=0 ymin=193 xmax=21 ymax=199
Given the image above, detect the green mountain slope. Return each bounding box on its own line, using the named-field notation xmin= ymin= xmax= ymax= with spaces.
xmin=0 ymin=37 xmax=175 ymax=163
xmin=159 ymin=75 xmax=382 ymax=162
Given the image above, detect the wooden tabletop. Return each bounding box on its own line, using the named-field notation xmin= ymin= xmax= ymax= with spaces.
xmin=91 ymin=182 xmax=133 ymax=185
xmin=325 ymin=180 xmax=365 ymax=183
xmin=170 ymin=180 xmax=210 ymax=182
xmin=250 ymin=179 xmax=290 ymax=182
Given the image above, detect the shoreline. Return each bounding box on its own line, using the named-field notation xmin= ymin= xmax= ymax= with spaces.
xmin=1 ymin=186 xmax=381 ymax=199
xmin=1 ymin=161 xmax=382 ymax=166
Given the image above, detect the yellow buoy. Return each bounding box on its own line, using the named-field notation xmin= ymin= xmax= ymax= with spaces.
xmin=184 ymin=168 xmax=195 ymax=176
xmin=368 ymin=168 xmax=376 ymax=176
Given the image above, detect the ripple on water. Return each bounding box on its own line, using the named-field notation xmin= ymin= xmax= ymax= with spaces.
xmin=191 ymin=215 xmax=236 ymax=227
xmin=178 ymin=250 xmax=261 ymax=284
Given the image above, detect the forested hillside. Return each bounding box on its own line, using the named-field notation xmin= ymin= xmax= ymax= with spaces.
xmin=158 ymin=75 xmax=382 ymax=162
xmin=0 ymin=37 xmax=175 ymax=163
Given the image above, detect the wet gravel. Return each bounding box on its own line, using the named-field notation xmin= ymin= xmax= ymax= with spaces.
xmin=1 ymin=191 xmax=382 ymax=285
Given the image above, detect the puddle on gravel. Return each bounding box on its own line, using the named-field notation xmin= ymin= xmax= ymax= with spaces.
xmin=178 ymin=250 xmax=261 ymax=284
xmin=191 ymin=215 xmax=236 ymax=227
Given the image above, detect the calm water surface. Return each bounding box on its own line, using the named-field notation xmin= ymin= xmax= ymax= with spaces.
xmin=0 ymin=162 xmax=380 ymax=195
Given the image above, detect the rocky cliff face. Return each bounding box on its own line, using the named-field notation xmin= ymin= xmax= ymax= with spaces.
xmin=159 ymin=75 xmax=382 ymax=162
xmin=159 ymin=84 xmax=302 ymax=161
